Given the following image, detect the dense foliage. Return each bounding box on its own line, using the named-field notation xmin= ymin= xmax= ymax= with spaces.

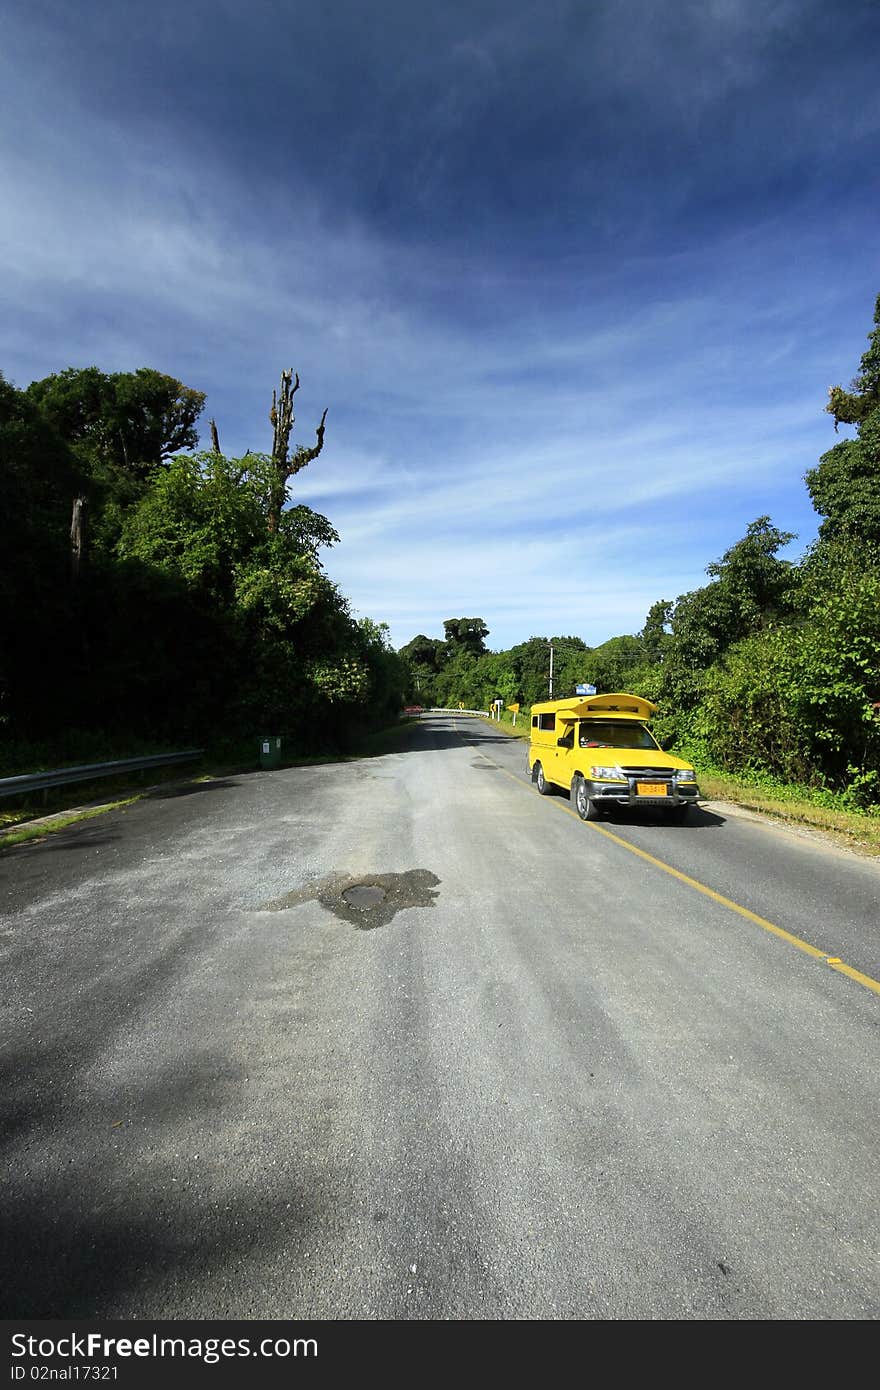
xmin=1 ymin=368 xmax=406 ymax=761
xmin=399 ymin=294 xmax=880 ymax=810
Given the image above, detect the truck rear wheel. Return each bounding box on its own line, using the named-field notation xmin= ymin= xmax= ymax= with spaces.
xmin=534 ymin=762 xmax=550 ymax=795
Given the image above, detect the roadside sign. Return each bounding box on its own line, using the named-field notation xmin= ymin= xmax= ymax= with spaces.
xmin=576 ymin=684 xmax=597 ymax=695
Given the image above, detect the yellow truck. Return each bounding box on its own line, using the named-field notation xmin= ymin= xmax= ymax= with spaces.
xmin=528 ymin=692 xmax=700 ymax=823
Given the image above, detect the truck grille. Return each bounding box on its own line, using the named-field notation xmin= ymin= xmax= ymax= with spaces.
xmin=619 ymin=766 xmax=674 ymax=780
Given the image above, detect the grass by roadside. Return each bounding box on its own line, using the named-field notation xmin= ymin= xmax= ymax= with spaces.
xmin=696 ymin=768 xmax=880 ymax=857
xmin=485 ymin=712 xmax=530 ymax=740
xmin=0 ymin=799 xmax=142 ymax=849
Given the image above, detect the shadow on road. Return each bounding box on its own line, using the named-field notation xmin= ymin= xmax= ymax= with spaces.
xmin=0 ymin=921 xmax=316 ymax=1317
xmin=0 ymin=1046 xmax=317 ymax=1317
xmin=534 ymin=781 xmax=726 ymax=829
xmin=148 ymin=778 xmax=238 ymax=800
xmin=42 ymin=832 xmax=123 ymax=852
xmin=397 ymin=718 xmax=516 ymax=754
xmin=600 ymin=804 xmax=726 ymax=829
xmin=0 ymin=824 xmax=122 ymax=857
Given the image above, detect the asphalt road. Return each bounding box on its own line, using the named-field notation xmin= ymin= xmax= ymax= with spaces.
xmin=1 ymin=714 xmax=878 ymax=1320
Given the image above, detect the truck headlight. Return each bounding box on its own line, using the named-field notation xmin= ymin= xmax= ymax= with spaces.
xmin=591 ymin=765 xmax=625 ymax=780
xmin=676 ymin=769 xmax=697 ymax=782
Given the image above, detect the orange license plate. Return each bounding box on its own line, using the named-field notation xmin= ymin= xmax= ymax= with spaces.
xmin=636 ymin=782 xmax=668 ymax=797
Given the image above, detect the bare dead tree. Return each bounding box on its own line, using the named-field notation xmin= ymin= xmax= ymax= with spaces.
xmin=70 ymin=496 xmax=88 ymax=584
xmin=209 ymin=418 xmax=221 ymax=453
xmin=267 ymin=369 xmax=327 ymax=532
xmin=270 ymin=368 xmax=299 ymax=464
xmin=69 ymin=494 xmax=90 ymax=662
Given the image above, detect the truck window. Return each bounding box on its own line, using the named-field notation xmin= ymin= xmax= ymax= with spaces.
xmin=578 ymin=721 xmax=659 ymax=750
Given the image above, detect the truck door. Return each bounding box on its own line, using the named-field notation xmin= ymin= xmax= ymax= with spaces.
xmin=554 ymin=721 xmax=574 ymax=784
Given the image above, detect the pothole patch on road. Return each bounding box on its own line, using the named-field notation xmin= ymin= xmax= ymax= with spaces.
xmin=342 ymin=883 xmax=387 ymax=908
xmin=261 ymin=869 xmax=440 ymax=930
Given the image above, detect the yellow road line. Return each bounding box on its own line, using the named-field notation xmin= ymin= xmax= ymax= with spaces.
xmin=453 ymin=719 xmax=880 ymax=998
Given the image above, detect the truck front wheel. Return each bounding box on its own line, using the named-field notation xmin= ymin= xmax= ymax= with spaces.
xmin=573 ymin=773 xmax=600 ymax=821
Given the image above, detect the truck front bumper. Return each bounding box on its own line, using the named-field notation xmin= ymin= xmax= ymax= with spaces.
xmin=587 ymin=779 xmax=702 ymax=807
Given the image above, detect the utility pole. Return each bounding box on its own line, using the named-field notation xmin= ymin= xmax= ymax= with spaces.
xmin=547 ymin=638 xmax=589 ymax=699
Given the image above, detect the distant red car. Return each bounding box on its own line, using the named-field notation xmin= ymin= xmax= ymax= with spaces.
xmin=403 ymin=705 xmax=423 ymax=716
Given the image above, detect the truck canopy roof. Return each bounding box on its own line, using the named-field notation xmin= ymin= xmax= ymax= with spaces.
xmin=531 ymin=692 xmax=658 ymax=722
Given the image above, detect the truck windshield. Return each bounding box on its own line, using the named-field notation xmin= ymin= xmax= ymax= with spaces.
xmin=578 ymin=721 xmax=658 ymax=750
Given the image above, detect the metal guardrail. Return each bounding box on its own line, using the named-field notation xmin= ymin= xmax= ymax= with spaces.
xmin=0 ymin=750 xmax=205 ymax=801
xmin=404 ymin=708 xmax=488 ymax=717
xmin=404 ymin=707 xmax=527 ymax=729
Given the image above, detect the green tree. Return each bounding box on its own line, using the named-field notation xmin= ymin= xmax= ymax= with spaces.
xmin=689 ymin=541 xmax=880 ymax=801
xmin=398 ymin=633 xmax=447 ymax=704
xmin=471 ymin=651 xmax=520 ymax=708
xmin=805 ymin=430 xmax=880 ymax=544
xmin=668 ymin=517 xmax=795 ymax=685
xmin=26 ymin=367 xmax=206 ymax=477
xmin=399 ymin=634 xmax=447 ymax=670
xmin=578 ymin=634 xmax=649 ymax=694
xmin=354 ymin=620 xmax=409 ymax=727
xmin=24 ymin=365 xmax=208 ymax=563
xmin=825 ymin=292 xmax=880 ymax=430
xmin=639 ymin=600 xmax=673 ymax=665
xmin=788 ymin=539 xmax=880 ymax=793
xmin=548 ymin=637 xmax=591 ymax=698
xmin=432 ymin=644 xmax=483 ymax=708
xmin=119 ymin=452 xmax=338 ymax=604
xmin=704 ymin=517 xmax=796 ymax=628
xmin=808 ymin=294 xmax=880 ymax=543
xmin=119 ymin=449 xmax=361 ymax=737
xmin=442 ymin=618 xmax=490 ymax=656
xmin=690 ymin=627 xmax=811 ymax=782
xmin=0 ymin=373 xmax=82 ymax=731
xmin=508 ymin=637 xmax=554 ymax=706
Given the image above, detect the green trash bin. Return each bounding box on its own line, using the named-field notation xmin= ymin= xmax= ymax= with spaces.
xmin=258 ymin=735 xmax=282 ymax=769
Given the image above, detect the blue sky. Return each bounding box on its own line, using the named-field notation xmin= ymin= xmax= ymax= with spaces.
xmin=2 ymin=0 xmax=878 ymax=651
